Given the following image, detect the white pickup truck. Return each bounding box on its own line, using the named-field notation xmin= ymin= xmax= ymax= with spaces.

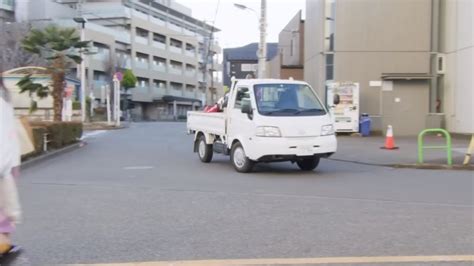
xmin=187 ymin=79 xmax=337 ymax=173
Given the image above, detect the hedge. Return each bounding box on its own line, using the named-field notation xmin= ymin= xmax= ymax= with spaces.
xmin=30 ymin=122 xmax=83 ymax=150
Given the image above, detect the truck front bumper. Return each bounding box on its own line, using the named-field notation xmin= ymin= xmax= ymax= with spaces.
xmin=247 ymin=135 xmax=337 ymax=161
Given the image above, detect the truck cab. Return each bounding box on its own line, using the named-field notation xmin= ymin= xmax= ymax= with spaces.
xmin=187 ymin=79 xmax=337 ymax=173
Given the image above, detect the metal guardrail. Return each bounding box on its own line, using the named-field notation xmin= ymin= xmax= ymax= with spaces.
xmin=417 ymin=128 xmax=452 ymax=166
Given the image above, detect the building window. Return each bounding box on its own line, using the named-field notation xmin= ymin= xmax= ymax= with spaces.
xmin=325 ymin=54 xmax=334 ymax=81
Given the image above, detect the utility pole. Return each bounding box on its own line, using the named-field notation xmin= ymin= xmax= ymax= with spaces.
xmin=257 ymin=0 xmax=267 ymax=78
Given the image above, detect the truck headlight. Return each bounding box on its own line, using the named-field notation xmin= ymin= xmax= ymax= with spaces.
xmin=256 ymin=126 xmax=281 ymax=137
xmin=321 ymin=124 xmax=335 ymax=136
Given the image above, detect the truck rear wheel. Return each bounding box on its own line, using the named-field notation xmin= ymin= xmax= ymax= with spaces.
xmin=231 ymin=142 xmax=254 ymax=173
xmin=197 ymin=135 xmax=213 ymax=163
xmin=296 ymin=157 xmax=320 ymax=171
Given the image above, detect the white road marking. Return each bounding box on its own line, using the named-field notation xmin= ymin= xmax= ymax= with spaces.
xmin=71 ymin=255 xmax=474 ymax=266
xmin=123 ymin=166 xmax=155 ymax=170
xmin=81 ymin=130 xmax=108 ymax=140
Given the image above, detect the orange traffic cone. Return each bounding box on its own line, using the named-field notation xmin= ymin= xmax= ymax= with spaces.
xmin=381 ymin=125 xmax=399 ymax=150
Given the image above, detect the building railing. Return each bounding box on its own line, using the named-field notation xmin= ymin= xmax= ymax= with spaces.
xmin=184 ymin=90 xmax=195 ymax=99
xmin=185 ymin=50 xmax=196 ymax=57
xmin=185 ymin=70 xmax=196 ymax=77
xmin=169 ymin=46 xmax=182 ymax=54
xmin=135 ymin=36 xmax=149 ymax=45
xmin=151 ymin=86 xmax=166 ymax=97
xmin=135 ymin=60 xmax=149 ymax=69
xmin=150 ymin=16 xmax=165 ymax=26
xmin=169 ymin=89 xmax=182 ymax=97
xmin=168 ymin=23 xmax=182 ymax=33
xmin=169 ymin=67 xmax=183 ymax=75
xmin=92 ymin=52 xmax=110 ymax=61
xmin=152 ymin=64 xmax=167 ymax=72
xmin=152 ymin=41 xmax=166 ymax=49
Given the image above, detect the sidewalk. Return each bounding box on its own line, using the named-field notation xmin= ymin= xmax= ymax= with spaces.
xmin=332 ymin=134 xmax=472 ymax=168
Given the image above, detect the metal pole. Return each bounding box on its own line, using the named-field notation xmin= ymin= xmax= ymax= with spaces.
xmin=113 ymin=77 xmax=121 ymax=126
xmin=257 ymin=0 xmax=267 ymax=78
xmin=80 ymin=22 xmax=86 ymax=122
xmin=105 ymin=85 xmax=112 ymax=125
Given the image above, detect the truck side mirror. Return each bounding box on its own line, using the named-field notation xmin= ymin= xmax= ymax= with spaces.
xmin=333 ymin=94 xmax=341 ymax=105
xmin=241 ymin=98 xmax=253 ymax=119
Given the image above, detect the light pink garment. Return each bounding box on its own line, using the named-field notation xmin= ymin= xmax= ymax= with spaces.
xmin=0 ymin=208 xmax=14 ymax=233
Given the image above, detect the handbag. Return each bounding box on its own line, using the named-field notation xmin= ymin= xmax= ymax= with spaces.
xmin=0 ymin=173 xmax=22 ymax=224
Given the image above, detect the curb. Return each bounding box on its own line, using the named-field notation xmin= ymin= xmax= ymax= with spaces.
xmin=392 ymin=164 xmax=474 ymax=171
xmin=328 ymin=158 xmax=473 ymax=170
xmin=21 ymin=142 xmax=85 ymax=170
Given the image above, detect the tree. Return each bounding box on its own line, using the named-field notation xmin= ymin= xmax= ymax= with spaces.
xmin=120 ymin=69 xmax=137 ymax=115
xmin=121 ymin=69 xmax=137 ymax=91
xmin=16 ymin=25 xmax=89 ymax=121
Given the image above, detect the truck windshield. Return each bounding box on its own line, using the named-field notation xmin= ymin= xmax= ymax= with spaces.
xmin=253 ymin=84 xmax=327 ymax=116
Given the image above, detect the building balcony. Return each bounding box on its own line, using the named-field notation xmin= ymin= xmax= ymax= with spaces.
xmin=92 ymin=53 xmax=109 ymax=62
xmin=135 ymin=61 xmax=149 ymax=69
xmin=169 ymin=89 xmax=182 ymax=97
xmin=185 ymin=70 xmax=196 ymax=77
xmin=150 ymin=16 xmax=165 ymax=26
xmin=185 ymin=50 xmax=196 ymax=58
xmin=135 ymin=36 xmax=149 ymax=45
xmin=168 ymin=24 xmax=182 ymax=33
xmin=169 ymin=46 xmax=182 ymax=54
xmin=151 ymin=86 xmax=166 ymax=98
xmin=152 ymin=64 xmax=167 ymax=72
xmin=152 ymin=41 xmax=166 ymax=50
xmin=169 ymin=67 xmax=183 ymax=75
xmin=184 ymin=90 xmax=196 ymax=99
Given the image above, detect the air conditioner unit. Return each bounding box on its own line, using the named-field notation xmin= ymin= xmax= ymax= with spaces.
xmin=436 ymin=54 xmax=446 ymax=75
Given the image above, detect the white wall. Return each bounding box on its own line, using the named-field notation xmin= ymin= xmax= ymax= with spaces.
xmin=441 ymin=0 xmax=474 ymax=134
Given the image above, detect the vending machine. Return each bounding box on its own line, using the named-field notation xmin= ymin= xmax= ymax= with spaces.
xmin=326 ymin=82 xmax=360 ymax=133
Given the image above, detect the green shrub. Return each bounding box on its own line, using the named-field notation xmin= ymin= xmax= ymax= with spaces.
xmin=72 ymin=101 xmax=81 ymax=110
xmin=30 ymin=122 xmax=83 ymax=149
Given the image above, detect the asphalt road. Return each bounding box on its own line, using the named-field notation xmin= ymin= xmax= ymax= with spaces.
xmin=12 ymin=122 xmax=474 ymax=266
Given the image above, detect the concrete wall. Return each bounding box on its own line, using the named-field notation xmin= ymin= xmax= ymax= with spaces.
xmin=281 ymin=67 xmax=304 ymax=81
xmin=305 ymin=0 xmax=434 ymax=135
xmin=27 ymin=0 xmax=76 ymax=21
xmin=440 ymin=0 xmax=474 ymax=134
xmin=334 ymin=0 xmax=432 ymax=116
xmin=279 ymin=11 xmax=304 ymax=66
xmin=304 ymin=0 xmax=326 ymax=98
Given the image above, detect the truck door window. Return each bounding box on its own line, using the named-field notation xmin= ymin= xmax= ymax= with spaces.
xmin=234 ymin=87 xmax=250 ymax=109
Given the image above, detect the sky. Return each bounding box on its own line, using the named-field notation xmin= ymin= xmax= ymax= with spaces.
xmin=175 ymin=0 xmax=306 ymax=49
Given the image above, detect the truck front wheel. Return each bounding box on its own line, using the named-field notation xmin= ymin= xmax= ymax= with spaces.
xmin=296 ymin=157 xmax=320 ymax=171
xmin=231 ymin=142 xmax=254 ymax=173
xmin=197 ymin=135 xmax=213 ymax=163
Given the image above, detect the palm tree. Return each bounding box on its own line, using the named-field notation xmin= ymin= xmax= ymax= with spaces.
xmin=17 ymin=25 xmax=89 ymax=121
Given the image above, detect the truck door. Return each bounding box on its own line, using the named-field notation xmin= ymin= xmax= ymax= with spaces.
xmin=227 ymin=86 xmax=255 ymax=149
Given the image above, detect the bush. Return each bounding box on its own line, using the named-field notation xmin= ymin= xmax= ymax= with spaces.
xmin=30 ymin=122 xmax=83 ymax=150
xmin=72 ymin=101 xmax=81 ymax=110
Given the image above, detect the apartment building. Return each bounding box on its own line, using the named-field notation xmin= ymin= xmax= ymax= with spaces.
xmin=267 ymin=11 xmax=304 ymax=80
xmin=222 ymin=42 xmax=278 ymax=87
xmin=10 ymin=0 xmax=223 ymax=120
xmin=305 ymin=0 xmax=473 ymax=135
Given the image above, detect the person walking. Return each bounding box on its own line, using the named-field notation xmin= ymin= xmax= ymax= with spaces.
xmin=0 ymin=74 xmax=23 ymax=264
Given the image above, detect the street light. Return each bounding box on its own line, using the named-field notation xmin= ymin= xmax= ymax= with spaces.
xmin=74 ymin=17 xmax=87 ymax=123
xmin=234 ymin=1 xmax=267 ymax=79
